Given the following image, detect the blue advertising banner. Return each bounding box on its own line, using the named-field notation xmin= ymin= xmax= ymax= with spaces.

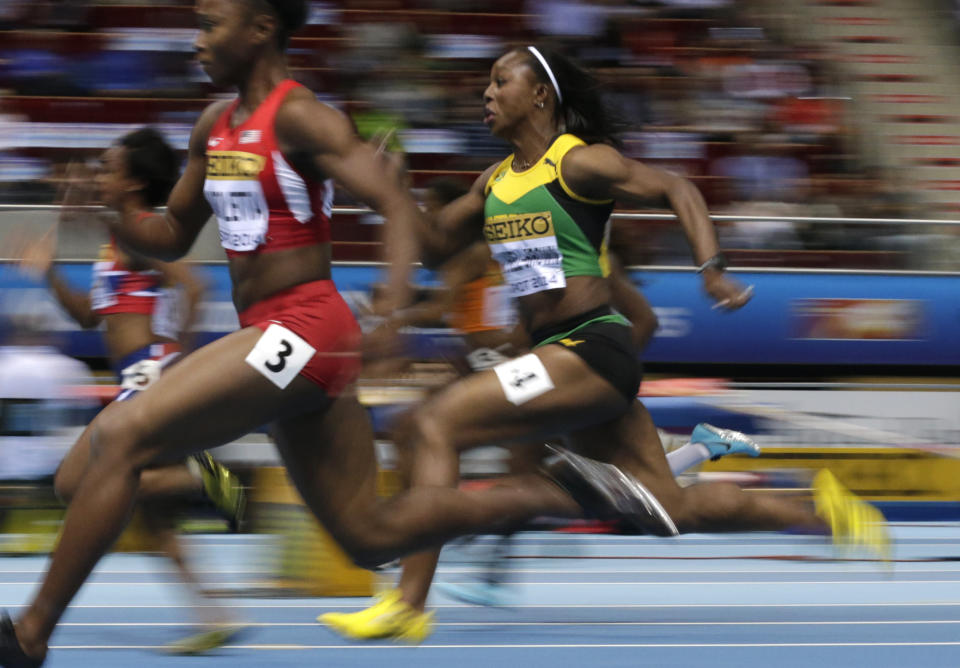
xmin=637 ymin=270 xmax=958 ymax=366
xmin=1 ymin=262 xmax=957 ymax=366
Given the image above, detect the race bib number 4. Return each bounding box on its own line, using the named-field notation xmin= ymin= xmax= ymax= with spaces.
xmin=493 ymin=353 xmax=555 ymax=405
xmin=245 ymin=324 xmax=316 ymax=389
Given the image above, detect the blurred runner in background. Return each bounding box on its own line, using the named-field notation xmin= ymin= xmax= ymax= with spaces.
xmin=16 ymin=127 xmax=246 ymax=654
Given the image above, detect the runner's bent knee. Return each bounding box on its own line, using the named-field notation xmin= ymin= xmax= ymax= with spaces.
xmin=53 ymin=465 xmax=79 ymax=503
xmin=326 ymin=514 xmax=397 ymax=569
xmin=87 ymin=402 xmax=161 ymax=471
xmin=409 ymin=407 xmax=454 ymax=455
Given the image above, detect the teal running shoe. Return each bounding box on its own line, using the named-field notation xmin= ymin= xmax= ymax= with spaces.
xmin=691 ymin=423 xmax=761 ymax=460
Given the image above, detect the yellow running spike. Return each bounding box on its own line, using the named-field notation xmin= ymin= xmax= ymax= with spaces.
xmin=319 ymin=589 xmax=434 ymax=644
xmin=163 ymin=623 xmax=249 ymax=655
xmin=813 ymin=469 xmax=892 ymax=563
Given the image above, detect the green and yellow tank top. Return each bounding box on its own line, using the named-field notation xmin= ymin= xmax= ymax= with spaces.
xmin=483 ymin=134 xmax=614 ymax=297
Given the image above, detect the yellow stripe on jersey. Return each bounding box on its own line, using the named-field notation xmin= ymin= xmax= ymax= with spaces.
xmin=484 ymin=135 xmax=614 ymax=206
xmin=206 ymin=152 xmax=267 ymax=180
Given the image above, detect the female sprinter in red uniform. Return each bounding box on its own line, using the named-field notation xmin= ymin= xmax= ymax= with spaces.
xmin=0 ymin=4 xmax=657 ymax=665
xmin=19 ymin=127 xmax=246 ymax=653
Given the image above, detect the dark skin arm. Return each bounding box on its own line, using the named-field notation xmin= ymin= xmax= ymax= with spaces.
xmin=365 ymin=242 xmax=492 ymax=357
xmin=607 ymin=253 xmax=658 ymax=350
xmin=562 ymin=144 xmax=751 ymax=310
xmin=148 ymin=258 xmax=205 ymax=348
xmin=384 ymin=161 xmax=496 ymax=270
xmin=18 ymin=225 xmax=100 ymax=329
xmin=435 ymin=241 xmax=491 ymax=319
xmin=46 ymin=269 xmax=100 ymax=330
xmin=275 ymin=94 xmax=423 ymax=311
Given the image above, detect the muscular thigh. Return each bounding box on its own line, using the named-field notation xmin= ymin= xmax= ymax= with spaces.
xmin=271 ymin=394 xmax=379 ymax=542
xmin=423 ymin=344 xmax=632 ymax=451
xmin=92 ymin=326 xmax=328 ymax=466
xmin=54 ymin=422 xmax=94 ymax=496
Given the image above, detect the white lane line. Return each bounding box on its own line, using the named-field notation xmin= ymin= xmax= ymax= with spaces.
xmin=4 ymin=567 xmax=960 ymax=575
xmin=2 ymin=580 xmax=958 ymax=587
xmin=437 ymin=567 xmax=960 ymax=574
xmin=460 ymin=533 xmax=951 ymax=540
xmin=0 ymin=571 xmax=270 ymax=575
xmin=490 ymin=537 xmax=955 ymax=542
xmin=8 ymin=602 xmax=960 ymax=609
xmin=432 ymin=580 xmax=960 ymax=586
xmin=0 ymin=582 xmax=277 ymax=587
xmin=56 ymin=620 xmax=960 ymax=627
xmin=47 ymin=642 xmax=960 ymax=649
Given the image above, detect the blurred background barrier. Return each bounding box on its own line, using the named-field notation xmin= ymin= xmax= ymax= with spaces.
xmin=3 ymin=207 xmax=960 ymax=368
xmin=4 ymin=205 xmax=960 ymax=268
xmin=701 ymin=446 xmax=960 ymax=520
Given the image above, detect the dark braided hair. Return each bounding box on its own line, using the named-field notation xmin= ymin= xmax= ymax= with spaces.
xmin=514 ymin=46 xmax=625 ymax=148
xmin=118 ymin=127 xmax=179 ymax=208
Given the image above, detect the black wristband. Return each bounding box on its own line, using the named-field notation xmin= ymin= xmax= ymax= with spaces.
xmin=696 ymin=253 xmax=728 ymax=273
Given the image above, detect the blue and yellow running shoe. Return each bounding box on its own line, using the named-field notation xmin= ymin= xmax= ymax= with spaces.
xmin=690 ymin=423 xmax=761 ymax=461
xmin=319 ymin=589 xmax=434 ymax=643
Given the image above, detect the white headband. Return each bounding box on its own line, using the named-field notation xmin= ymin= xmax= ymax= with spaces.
xmin=527 ymin=46 xmax=562 ymax=105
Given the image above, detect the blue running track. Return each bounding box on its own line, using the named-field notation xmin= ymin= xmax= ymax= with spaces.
xmin=3 ymin=524 xmax=960 ymax=668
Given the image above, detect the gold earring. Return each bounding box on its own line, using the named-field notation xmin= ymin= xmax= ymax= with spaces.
xmin=536 ymin=101 xmax=544 ymax=109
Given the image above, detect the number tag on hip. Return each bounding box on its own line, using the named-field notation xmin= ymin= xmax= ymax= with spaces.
xmin=120 ymin=359 xmax=162 ymax=391
xmin=245 ymin=323 xmax=316 ymax=389
xmin=492 ymin=353 xmax=554 ymax=405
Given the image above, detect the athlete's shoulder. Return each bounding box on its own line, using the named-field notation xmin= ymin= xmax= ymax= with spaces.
xmin=561 ymin=140 xmax=622 ymax=168
xmin=482 ymin=157 xmax=512 ymax=196
xmin=196 ymin=99 xmax=233 ymax=129
xmin=554 ymin=133 xmax=588 ymax=151
xmin=277 ymin=86 xmax=346 ymax=127
xmin=190 ymin=100 xmax=233 ymax=154
xmin=275 ymin=89 xmax=352 ymax=150
xmin=557 ymin=140 xmax=620 ymax=205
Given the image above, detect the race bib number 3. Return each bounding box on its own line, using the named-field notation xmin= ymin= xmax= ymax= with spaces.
xmin=245 ymin=324 xmax=316 ymax=389
xmin=493 ymin=353 xmax=555 ymax=405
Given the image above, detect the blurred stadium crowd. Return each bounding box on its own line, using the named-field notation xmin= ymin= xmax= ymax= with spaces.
xmin=4 ymin=0 xmax=960 ymax=269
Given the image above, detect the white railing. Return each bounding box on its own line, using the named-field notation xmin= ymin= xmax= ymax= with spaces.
xmin=1 ymin=205 xmax=957 ymax=273
xmin=2 ymin=204 xmax=960 ymax=226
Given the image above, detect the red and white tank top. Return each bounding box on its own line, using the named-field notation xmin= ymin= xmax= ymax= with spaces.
xmin=203 ymin=79 xmax=334 ymax=256
xmin=90 ymin=240 xmax=181 ymax=341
